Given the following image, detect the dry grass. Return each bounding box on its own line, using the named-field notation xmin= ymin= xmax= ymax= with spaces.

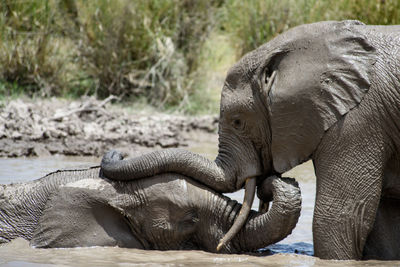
xmin=1 ymin=0 xmax=399 ymax=113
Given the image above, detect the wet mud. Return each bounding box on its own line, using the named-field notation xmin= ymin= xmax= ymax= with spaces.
xmin=0 ymin=98 xmax=218 ymax=157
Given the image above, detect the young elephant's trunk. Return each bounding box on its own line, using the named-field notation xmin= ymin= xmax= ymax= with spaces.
xmin=210 ymin=176 xmax=301 ymax=253
xmin=238 ymin=176 xmax=301 ymax=251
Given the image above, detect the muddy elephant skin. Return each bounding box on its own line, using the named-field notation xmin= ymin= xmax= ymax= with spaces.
xmin=101 ymin=21 xmax=400 ymax=260
xmin=0 ymin=167 xmax=301 ymax=253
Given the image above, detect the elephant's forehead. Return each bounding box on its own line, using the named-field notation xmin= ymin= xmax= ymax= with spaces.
xmin=146 ymin=178 xmax=189 ymax=204
xmin=225 ymin=62 xmax=255 ymax=89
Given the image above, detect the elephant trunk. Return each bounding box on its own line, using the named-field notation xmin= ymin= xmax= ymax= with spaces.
xmin=237 ymin=176 xmax=301 ymax=251
xmin=101 ymin=149 xmax=238 ymax=193
xmin=208 ymin=176 xmax=301 ymax=253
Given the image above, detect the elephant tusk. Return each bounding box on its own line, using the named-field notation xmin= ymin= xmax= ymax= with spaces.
xmin=216 ymin=177 xmax=256 ymax=252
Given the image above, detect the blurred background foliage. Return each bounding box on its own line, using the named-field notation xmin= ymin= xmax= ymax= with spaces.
xmin=1 ymin=0 xmax=399 ymax=113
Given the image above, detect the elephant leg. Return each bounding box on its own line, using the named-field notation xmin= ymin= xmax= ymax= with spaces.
xmin=312 ymin=126 xmax=386 ymax=259
xmin=363 ymin=155 xmax=400 ymax=259
xmin=363 ymin=197 xmax=400 ymax=260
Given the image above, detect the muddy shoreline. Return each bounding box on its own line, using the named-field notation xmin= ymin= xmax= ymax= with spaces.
xmin=0 ymin=97 xmax=218 ymax=158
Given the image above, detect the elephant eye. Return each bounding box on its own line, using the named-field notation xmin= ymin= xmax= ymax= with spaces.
xmin=232 ymin=118 xmax=244 ymax=130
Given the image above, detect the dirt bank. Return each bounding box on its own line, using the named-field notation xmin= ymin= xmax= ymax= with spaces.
xmin=0 ymin=97 xmax=218 ymax=158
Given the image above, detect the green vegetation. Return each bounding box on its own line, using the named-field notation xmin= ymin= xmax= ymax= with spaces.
xmin=221 ymin=0 xmax=400 ymax=55
xmin=1 ymin=0 xmax=399 ymax=113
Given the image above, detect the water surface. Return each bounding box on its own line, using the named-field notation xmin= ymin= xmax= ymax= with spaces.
xmin=0 ymin=142 xmax=397 ymax=266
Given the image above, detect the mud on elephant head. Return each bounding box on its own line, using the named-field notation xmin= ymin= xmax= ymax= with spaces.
xmin=0 ymin=167 xmax=301 ymax=252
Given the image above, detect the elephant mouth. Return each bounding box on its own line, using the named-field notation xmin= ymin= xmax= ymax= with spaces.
xmin=234 ymin=163 xmax=264 ymax=190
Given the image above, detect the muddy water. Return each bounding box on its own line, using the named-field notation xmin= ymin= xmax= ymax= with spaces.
xmin=0 ymin=141 xmax=398 ymax=266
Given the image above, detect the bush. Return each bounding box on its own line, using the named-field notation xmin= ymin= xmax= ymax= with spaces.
xmin=1 ymin=0 xmax=400 ymax=113
xmin=0 ymin=0 xmax=65 ymax=96
xmin=0 ymin=0 xmax=221 ymax=109
xmin=221 ymin=0 xmax=400 ymax=55
xmin=0 ymin=35 xmax=68 ymax=96
xmin=67 ymin=0 xmax=221 ymax=106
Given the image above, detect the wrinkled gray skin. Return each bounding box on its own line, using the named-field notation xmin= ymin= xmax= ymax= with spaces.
xmin=0 ymin=167 xmax=301 ymax=252
xmin=101 ymin=21 xmax=400 ymax=260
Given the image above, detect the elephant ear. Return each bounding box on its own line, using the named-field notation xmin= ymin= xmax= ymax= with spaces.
xmin=31 ymin=185 xmax=142 ymax=248
xmin=267 ymin=21 xmax=377 ymax=173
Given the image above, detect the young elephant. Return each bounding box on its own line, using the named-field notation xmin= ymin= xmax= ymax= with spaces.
xmin=0 ymin=167 xmax=301 ymax=252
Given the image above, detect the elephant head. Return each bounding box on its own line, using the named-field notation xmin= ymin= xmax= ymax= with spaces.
xmin=24 ymin=171 xmax=301 ymax=252
xmin=101 ymin=20 xmax=376 ymax=247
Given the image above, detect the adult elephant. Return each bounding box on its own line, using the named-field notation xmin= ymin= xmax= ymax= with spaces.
xmin=101 ymin=20 xmax=400 ymax=260
xmin=0 ymin=167 xmax=301 ymax=252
